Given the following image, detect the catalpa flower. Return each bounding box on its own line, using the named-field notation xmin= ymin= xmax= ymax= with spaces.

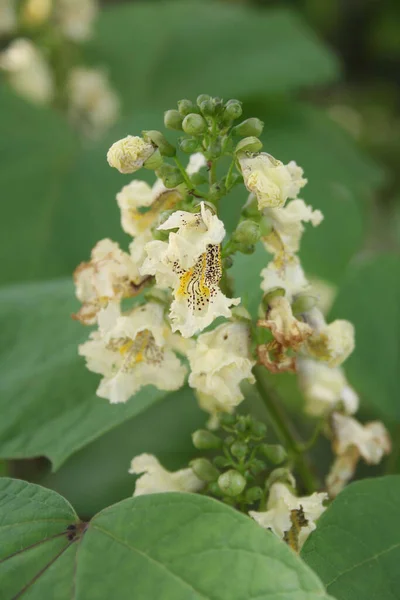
xmin=141 ymin=202 xmax=240 ymax=337
xmin=129 ymin=454 xmax=203 ymax=496
xmin=249 ymin=482 xmax=327 ymax=550
xmin=56 ymin=0 xmax=97 ymax=42
xmin=107 ymin=135 xmax=155 ymax=174
xmin=298 ymin=358 xmax=359 ymax=417
xmin=188 ymin=320 xmax=255 ymax=420
xmin=261 ymin=253 xmax=309 ymax=301
xmin=0 ymin=38 xmax=54 ymax=105
xmin=238 ymin=152 xmax=307 ymax=209
xmin=79 ymin=302 xmax=186 ymax=403
xmin=73 ymin=238 xmax=150 ymax=325
xmin=262 ymin=199 xmax=323 ymax=255
xmin=305 ymin=308 xmax=355 ymax=368
xmin=327 ymin=413 xmax=391 ymax=496
xmin=258 ymin=295 xmax=313 ymax=351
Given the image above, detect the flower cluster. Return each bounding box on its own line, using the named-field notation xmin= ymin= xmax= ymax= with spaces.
xmin=0 ymin=0 xmax=118 ymax=136
xmin=73 ymin=94 xmax=391 ymax=549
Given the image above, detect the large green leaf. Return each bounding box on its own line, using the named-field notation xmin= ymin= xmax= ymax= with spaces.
xmin=88 ymin=2 xmax=339 ymax=112
xmin=330 ymin=255 xmax=400 ymax=421
xmin=302 ymin=476 xmax=400 ymax=600
xmin=1 ymin=478 xmax=333 ymax=599
xmin=0 ymin=279 xmax=170 ymax=469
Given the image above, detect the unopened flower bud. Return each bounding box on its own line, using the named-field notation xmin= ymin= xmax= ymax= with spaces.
xmin=251 ymin=420 xmax=267 ymax=439
xmin=209 ymin=181 xmax=226 ymax=202
xmin=198 ymin=98 xmax=214 ymax=116
xmin=292 ymin=294 xmax=318 ymax=316
xmin=262 ymin=288 xmax=285 ymax=310
xmin=190 ymin=172 xmax=208 ymax=186
xmin=242 ymin=195 xmax=259 ymax=218
xmin=207 ymin=138 xmax=222 ymax=157
xmin=182 ymin=113 xmax=208 ymax=135
xmin=212 ymin=97 xmax=224 ymax=114
xmin=213 ymin=456 xmax=232 ymax=469
xmin=196 ymin=94 xmax=211 ymax=107
xmin=218 ymin=469 xmax=246 ymax=497
xmin=178 ymin=99 xmax=198 ymax=116
xmin=232 ymin=220 xmax=260 ymax=245
xmin=250 ymin=459 xmax=267 ymax=476
xmin=190 ymin=458 xmax=219 ymax=482
xmin=266 ymin=468 xmax=295 ymax=490
xmin=107 ymin=135 xmax=155 ymax=174
xmin=233 ymin=117 xmax=264 ymax=137
xmin=143 ymin=148 xmax=164 ymax=170
xmin=224 ymin=100 xmax=243 ymax=121
xmin=208 ymin=482 xmax=223 ymax=496
xmin=235 ymin=137 xmax=263 ymax=154
xmin=244 ymin=486 xmax=263 ymax=503
xmin=192 ymin=429 xmax=222 ymax=450
xmin=230 ymin=441 xmax=248 ymax=459
xmin=219 ymin=413 xmax=236 ymax=427
xmin=178 ymin=137 xmax=200 ymax=154
xmin=238 ymin=244 xmax=256 ymax=255
xmin=164 ymin=109 xmax=183 ymax=130
xmin=142 ymin=130 xmax=176 ymax=157
xmin=156 ymin=165 xmax=184 ymax=188
xmin=260 ymin=443 xmax=287 ymax=465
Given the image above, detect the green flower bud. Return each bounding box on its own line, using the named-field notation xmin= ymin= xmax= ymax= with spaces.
xmin=242 ymin=195 xmax=259 ymax=218
xmin=262 ymin=287 xmax=285 ymax=310
xmin=259 ymin=215 xmax=273 ymax=237
xmin=190 ymin=458 xmax=219 ymax=482
xmin=225 ymin=435 xmax=235 ymax=446
xmin=236 ymin=416 xmax=251 ymax=433
xmin=164 ymin=109 xmax=184 ymax=131
xmin=250 ymin=459 xmax=267 ymax=476
xmin=178 ymin=99 xmax=198 ymax=116
xmin=244 ymin=486 xmax=263 ymax=503
xmin=266 ymin=467 xmax=295 ymax=490
xmin=209 ymin=181 xmax=226 ymax=202
xmin=232 ymin=117 xmax=264 ymax=137
xmin=182 ymin=113 xmax=208 ymax=135
xmin=232 ymin=220 xmax=260 ymax=245
xmin=178 ymin=137 xmax=200 ymax=154
xmin=224 ymin=256 xmax=233 ymax=269
xmin=230 ymin=441 xmax=248 ymax=460
xmin=251 ymin=420 xmax=267 ymax=439
xmin=156 ymin=164 xmax=184 ymax=189
xmin=207 ymin=138 xmax=222 ymax=157
xmin=198 ymin=98 xmax=214 ymax=116
xmin=238 ymin=244 xmax=255 ymax=255
xmin=219 ymin=413 xmax=236 ymax=427
xmin=190 ymin=172 xmax=208 ymax=186
xmin=143 ymin=148 xmax=164 ymax=170
xmin=213 ymin=456 xmax=232 ymax=469
xmin=292 ymin=294 xmax=318 ymax=316
xmin=208 ymin=482 xmax=223 ymax=497
xmin=192 ymin=429 xmax=222 ymax=450
xmin=212 ymin=97 xmax=224 ymax=115
xmin=224 ymin=100 xmax=243 ymax=120
xmin=218 ymin=469 xmax=247 ymax=497
xmin=260 ymin=443 xmax=287 ymax=465
xmin=142 ymin=130 xmax=176 ymax=157
xmin=196 ymin=94 xmax=211 ymax=107
xmin=235 ymin=136 xmax=263 ymax=154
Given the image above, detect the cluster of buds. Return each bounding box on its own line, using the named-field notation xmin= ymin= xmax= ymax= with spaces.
xmin=0 ymin=0 xmax=118 ymax=137
xmin=73 ymin=94 xmax=391 ymax=546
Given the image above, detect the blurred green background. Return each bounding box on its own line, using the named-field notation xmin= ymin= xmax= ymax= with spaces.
xmin=0 ymin=0 xmax=399 ymax=518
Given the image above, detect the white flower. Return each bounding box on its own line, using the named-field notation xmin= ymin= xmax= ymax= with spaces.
xmin=0 ymin=39 xmax=54 ymax=105
xmin=327 ymin=413 xmax=391 ymax=496
xmin=79 ymin=302 xmax=187 ymax=403
xmin=116 ymin=179 xmax=182 ymax=237
xmin=262 ymin=199 xmax=323 ymax=255
xmin=258 ymin=295 xmax=312 ymax=350
xmin=298 ymin=358 xmax=359 ymax=416
xmin=55 ymin=0 xmax=97 ymax=41
xmin=188 ymin=321 xmax=255 ymax=418
xmin=129 ymin=453 xmax=203 ymax=496
xmin=249 ymin=482 xmax=327 ymax=550
xmin=67 ymin=67 xmax=119 ymax=137
xmin=73 ymin=238 xmax=150 ymax=325
xmin=307 ymin=277 xmax=337 ymax=316
xmin=238 ymin=152 xmax=307 ymax=209
xmin=305 ymin=308 xmax=355 ymax=367
xmin=0 ymin=0 xmax=16 ymax=35
xmin=107 ymin=136 xmax=155 ymax=174
xmin=186 ymin=152 xmax=207 ymax=175
xmin=261 ymin=253 xmax=309 ymax=302
xmin=141 ymin=202 xmax=239 ymax=337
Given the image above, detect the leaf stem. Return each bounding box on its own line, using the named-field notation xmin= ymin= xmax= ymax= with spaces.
xmin=253 ymin=365 xmax=318 ymax=494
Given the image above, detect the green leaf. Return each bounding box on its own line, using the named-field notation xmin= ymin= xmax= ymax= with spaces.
xmin=330 ymin=255 xmax=400 ymax=421
xmin=89 ymin=2 xmax=339 ymax=112
xmin=302 ymin=476 xmax=400 ymax=600
xmin=1 ymin=478 xmax=333 ymax=599
xmin=0 ymin=279 xmax=170 ymax=469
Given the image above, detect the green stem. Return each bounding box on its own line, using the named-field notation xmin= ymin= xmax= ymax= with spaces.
xmin=173 ymin=156 xmax=208 ymax=199
xmin=225 ymin=159 xmax=236 ymax=191
xmin=253 ymin=365 xmax=317 ymax=494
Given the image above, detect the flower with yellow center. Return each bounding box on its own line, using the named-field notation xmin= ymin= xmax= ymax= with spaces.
xmin=141 ymin=202 xmax=240 ymax=337
xmin=107 ymin=135 xmax=155 ymax=174
xmin=79 ymin=302 xmax=186 ymax=403
xmin=249 ymin=482 xmax=327 ymax=550
xmin=129 ymin=453 xmax=203 ymax=496
xmin=238 ymin=152 xmax=307 ymax=209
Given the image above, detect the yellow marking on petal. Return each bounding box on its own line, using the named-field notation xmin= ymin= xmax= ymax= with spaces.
xmin=119 ymin=340 xmax=133 ymax=355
